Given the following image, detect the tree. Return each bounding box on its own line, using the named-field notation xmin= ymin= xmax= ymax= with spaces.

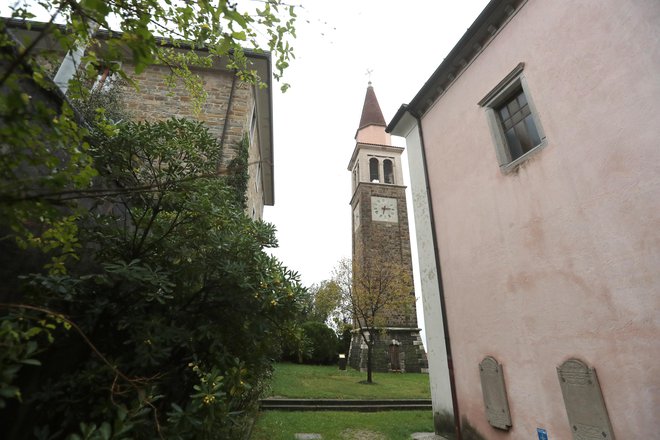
xmin=304 ymin=279 xmax=344 ymax=326
xmin=280 ymin=281 xmax=343 ymax=364
xmin=300 ymin=321 xmax=338 ymax=365
xmin=333 ymin=257 xmax=413 ymax=384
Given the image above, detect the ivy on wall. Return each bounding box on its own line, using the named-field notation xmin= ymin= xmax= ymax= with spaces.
xmin=226 ymin=134 xmax=250 ymax=210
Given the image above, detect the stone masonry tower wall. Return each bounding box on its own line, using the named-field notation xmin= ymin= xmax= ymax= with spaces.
xmin=352 ymin=182 xmax=415 ymax=327
xmin=346 ymin=83 xmax=427 ymax=373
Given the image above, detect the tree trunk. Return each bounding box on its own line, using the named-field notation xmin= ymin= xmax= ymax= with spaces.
xmin=366 ymin=341 xmax=373 ymax=383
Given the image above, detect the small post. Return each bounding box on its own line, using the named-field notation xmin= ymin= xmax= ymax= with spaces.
xmin=338 ymin=353 xmax=347 ymax=370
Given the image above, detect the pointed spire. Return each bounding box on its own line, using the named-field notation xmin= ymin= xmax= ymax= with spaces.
xmin=355 ymin=82 xmax=391 ymax=145
xmin=358 ymin=82 xmax=386 ymax=131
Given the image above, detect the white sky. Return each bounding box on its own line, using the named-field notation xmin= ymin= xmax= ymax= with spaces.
xmin=263 ymin=0 xmax=491 ymax=339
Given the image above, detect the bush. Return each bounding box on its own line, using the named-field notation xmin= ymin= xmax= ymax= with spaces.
xmin=301 ymin=321 xmax=338 ymax=365
xmin=278 ymin=322 xmax=312 ymax=364
xmin=0 ymin=118 xmax=305 ymax=439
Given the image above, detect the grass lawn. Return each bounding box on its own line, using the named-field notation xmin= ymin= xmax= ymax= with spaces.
xmin=251 ymin=410 xmax=435 ymax=440
xmin=267 ymin=363 xmax=431 ymax=400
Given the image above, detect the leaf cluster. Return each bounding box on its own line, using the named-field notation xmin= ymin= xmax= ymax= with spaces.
xmin=4 ymin=0 xmax=297 ymax=92
xmin=225 ymin=134 xmax=250 ymax=210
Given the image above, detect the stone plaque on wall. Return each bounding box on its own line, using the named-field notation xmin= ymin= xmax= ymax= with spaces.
xmin=557 ymin=359 xmax=615 ymax=440
xmin=479 ymin=356 xmax=512 ymax=430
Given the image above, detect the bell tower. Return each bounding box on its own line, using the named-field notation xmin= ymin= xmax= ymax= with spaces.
xmin=347 ymin=82 xmax=426 ymax=373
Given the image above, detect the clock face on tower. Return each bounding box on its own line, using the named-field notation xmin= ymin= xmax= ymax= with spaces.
xmin=371 ymin=196 xmax=398 ymax=223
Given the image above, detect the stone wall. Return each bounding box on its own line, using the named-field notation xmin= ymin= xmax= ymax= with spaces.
xmin=118 ymin=63 xmax=266 ymax=217
xmin=348 ymin=328 xmax=427 ymax=373
xmin=120 ymin=64 xmax=255 ymax=171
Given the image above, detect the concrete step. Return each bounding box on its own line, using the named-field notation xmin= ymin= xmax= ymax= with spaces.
xmin=260 ymin=398 xmax=432 ymax=412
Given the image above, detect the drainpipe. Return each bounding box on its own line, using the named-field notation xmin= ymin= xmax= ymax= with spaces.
xmin=219 ymin=72 xmax=237 ymax=153
xmin=53 ymin=20 xmax=100 ymax=95
xmin=408 ymin=109 xmax=462 ymax=440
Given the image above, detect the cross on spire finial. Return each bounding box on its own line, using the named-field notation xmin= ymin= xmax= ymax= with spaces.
xmin=365 ymin=68 xmax=373 ymax=85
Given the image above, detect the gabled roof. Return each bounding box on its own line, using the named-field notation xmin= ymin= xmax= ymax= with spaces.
xmin=358 ymin=82 xmax=387 ymax=130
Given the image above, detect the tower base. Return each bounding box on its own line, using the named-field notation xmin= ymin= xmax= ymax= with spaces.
xmin=347 ymin=327 xmax=428 ymax=373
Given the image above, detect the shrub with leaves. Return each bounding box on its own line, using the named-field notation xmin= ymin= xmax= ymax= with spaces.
xmin=300 ymin=321 xmax=338 ymax=365
xmin=0 ymin=118 xmax=304 ymax=438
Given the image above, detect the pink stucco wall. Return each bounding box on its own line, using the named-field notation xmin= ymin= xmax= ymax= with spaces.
xmin=356 ymin=124 xmax=391 ymax=145
xmin=420 ymin=0 xmax=660 ymax=438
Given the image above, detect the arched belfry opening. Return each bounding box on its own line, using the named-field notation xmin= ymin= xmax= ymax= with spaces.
xmin=384 ymin=159 xmax=394 ymax=184
xmin=369 ymin=158 xmax=379 ymax=183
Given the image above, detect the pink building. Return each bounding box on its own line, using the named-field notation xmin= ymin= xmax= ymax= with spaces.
xmin=388 ymin=0 xmax=660 ymax=439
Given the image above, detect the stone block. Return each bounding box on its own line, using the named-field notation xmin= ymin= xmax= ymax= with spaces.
xmin=557 ymin=359 xmax=614 ymax=440
xmin=411 ymin=434 xmax=449 ymax=440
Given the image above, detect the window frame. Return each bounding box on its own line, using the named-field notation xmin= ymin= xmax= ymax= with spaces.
xmin=479 ymin=63 xmax=547 ymax=174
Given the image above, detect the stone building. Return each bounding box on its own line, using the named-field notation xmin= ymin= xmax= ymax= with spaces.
xmin=346 ymin=83 xmax=426 ymax=373
xmin=388 ymin=0 xmax=659 ymax=438
xmin=118 ymin=56 xmax=273 ymax=219
xmin=4 ymin=19 xmax=274 ymax=219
